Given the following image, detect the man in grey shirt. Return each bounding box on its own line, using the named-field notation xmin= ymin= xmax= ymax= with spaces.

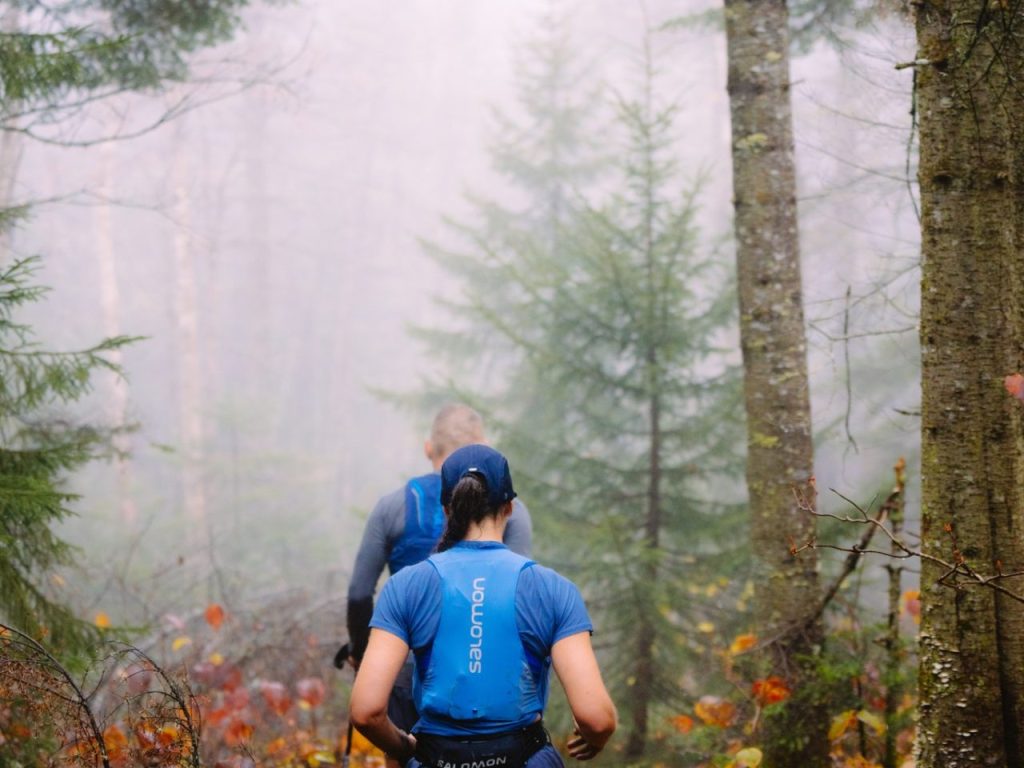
xmin=345 ymin=404 xmax=532 ymax=765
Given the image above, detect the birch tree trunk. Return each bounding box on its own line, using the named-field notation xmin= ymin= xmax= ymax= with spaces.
xmin=723 ymin=0 xmax=827 ymax=762
xmin=916 ymin=2 xmax=1024 ymax=765
xmin=172 ymin=119 xmax=207 ymax=544
xmin=96 ymin=141 xmax=136 ymax=525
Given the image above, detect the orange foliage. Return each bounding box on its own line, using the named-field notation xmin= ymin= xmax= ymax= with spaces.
xmin=694 ymin=696 xmax=737 ymax=728
xmin=205 ymin=604 xmax=226 ymax=630
xmin=669 ymin=714 xmax=694 ymax=734
xmin=751 ymin=676 xmax=791 ymax=706
xmin=729 ymin=634 xmax=757 ymax=654
xmin=102 ymin=724 xmax=129 ymax=762
xmin=900 ymin=590 xmax=921 ymax=624
xmin=259 ymin=681 xmax=292 ymax=716
xmin=223 ymin=716 xmax=254 ymax=747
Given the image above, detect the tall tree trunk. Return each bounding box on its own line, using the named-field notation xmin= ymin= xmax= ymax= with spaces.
xmin=172 ymin=119 xmax=207 ymax=543
xmin=723 ymin=0 xmax=827 ymax=763
xmin=624 ymin=48 xmax=662 ymax=756
xmin=96 ymin=141 xmax=136 ymax=525
xmin=626 ymin=383 xmax=661 ymax=759
xmin=916 ymin=2 xmax=1024 ymax=765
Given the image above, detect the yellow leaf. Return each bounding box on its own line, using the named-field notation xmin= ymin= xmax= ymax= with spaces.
xmin=829 ymin=710 xmax=857 ymax=741
xmin=94 ymin=612 xmax=111 ymax=629
xmin=172 ymin=636 xmax=191 ymax=651
xmin=734 ymin=747 xmax=763 ymax=767
xmin=306 ymin=750 xmax=335 ymax=766
xmin=697 ymin=621 xmax=715 ymax=634
xmin=694 ymin=696 xmax=736 ymax=728
xmin=857 ymin=709 xmax=887 ymax=735
xmin=209 ymin=652 xmax=224 ymax=666
xmin=729 ymin=633 xmax=757 ymax=654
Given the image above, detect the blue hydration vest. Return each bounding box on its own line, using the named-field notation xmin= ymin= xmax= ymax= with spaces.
xmin=388 ymin=473 xmax=446 ymax=575
xmin=413 ymin=546 xmax=547 ymax=734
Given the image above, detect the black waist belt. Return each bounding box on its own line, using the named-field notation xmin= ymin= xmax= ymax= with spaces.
xmin=414 ymin=720 xmax=550 ymax=768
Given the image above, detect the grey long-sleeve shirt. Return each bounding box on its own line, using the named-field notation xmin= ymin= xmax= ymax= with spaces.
xmin=346 ymin=481 xmax=532 ymax=659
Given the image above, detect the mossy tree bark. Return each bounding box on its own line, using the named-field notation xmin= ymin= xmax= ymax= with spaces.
xmin=916 ymin=2 xmax=1024 ymax=766
xmin=723 ymin=0 xmax=828 ymax=763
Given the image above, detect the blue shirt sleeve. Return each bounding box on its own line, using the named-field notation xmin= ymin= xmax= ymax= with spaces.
xmin=369 ymin=561 xmax=441 ymax=649
xmin=515 ymin=564 xmax=593 ymax=659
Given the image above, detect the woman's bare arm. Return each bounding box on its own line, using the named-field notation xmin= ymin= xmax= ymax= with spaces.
xmin=349 ymin=629 xmax=417 ymax=761
xmin=551 ymin=631 xmax=617 ymax=760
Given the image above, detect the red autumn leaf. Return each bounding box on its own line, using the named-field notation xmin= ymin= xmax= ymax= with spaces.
xmin=192 ymin=659 xmax=243 ymax=691
xmin=752 ymin=676 xmax=791 ymax=706
xmin=1005 ymin=373 xmax=1024 ymax=402
xmin=669 ymin=714 xmax=694 ymax=734
xmin=296 ymin=677 xmax=326 ymax=709
xmin=205 ymin=604 xmax=226 ymax=630
xmin=205 ymin=706 xmax=231 ymax=726
xmin=259 ymin=680 xmax=292 ymax=716
xmin=694 ymin=696 xmax=737 ymax=728
xmin=223 ymin=716 xmax=254 ymax=747
xmin=220 ymin=664 xmax=243 ymax=692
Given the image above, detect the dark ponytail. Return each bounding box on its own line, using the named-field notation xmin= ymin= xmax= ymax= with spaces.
xmin=436 ymin=474 xmax=503 ymax=552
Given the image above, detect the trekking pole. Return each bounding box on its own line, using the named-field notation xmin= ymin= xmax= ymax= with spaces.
xmin=343 ymin=720 xmax=354 ymax=768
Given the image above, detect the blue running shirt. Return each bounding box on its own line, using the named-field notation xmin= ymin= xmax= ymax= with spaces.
xmin=369 ymin=541 xmax=593 ymax=736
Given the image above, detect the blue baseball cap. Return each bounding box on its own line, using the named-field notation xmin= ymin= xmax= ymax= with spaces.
xmin=440 ymin=444 xmax=517 ymax=508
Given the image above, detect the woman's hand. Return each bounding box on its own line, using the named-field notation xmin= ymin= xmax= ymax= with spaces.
xmin=567 ymin=725 xmax=601 ymax=761
xmin=395 ymin=729 xmax=418 ymax=763
xmin=551 ymin=632 xmax=616 ymax=759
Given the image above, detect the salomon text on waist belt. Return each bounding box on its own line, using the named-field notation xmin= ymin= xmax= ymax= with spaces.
xmin=414 ymin=720 xmax=550 ymax=768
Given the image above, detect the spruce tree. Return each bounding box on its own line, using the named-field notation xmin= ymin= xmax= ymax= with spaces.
xmin=418 ymin=24 xmax=746 ymax=761
xmin=411 ymin=5 xmax=603 ymax=393
xmin=0 ymin=256 xmax=133 ymax=653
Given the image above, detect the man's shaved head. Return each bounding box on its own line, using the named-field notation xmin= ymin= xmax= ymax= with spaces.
xmin=426 ymin=403 xmax=485 ymax=464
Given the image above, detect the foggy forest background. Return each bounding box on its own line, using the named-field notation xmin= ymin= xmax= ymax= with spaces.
xmin=21 ymin=0 xmax=917 ymax=596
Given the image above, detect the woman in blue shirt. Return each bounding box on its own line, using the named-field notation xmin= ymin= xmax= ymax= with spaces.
xmin=350 ymin=444 xmax=616 ymax=767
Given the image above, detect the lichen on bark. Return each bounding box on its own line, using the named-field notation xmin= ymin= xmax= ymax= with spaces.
xmin=916 ymin=2 xmax=1024 ymax=766
xmin=723 ymin=0 xmax=828 ymax=763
